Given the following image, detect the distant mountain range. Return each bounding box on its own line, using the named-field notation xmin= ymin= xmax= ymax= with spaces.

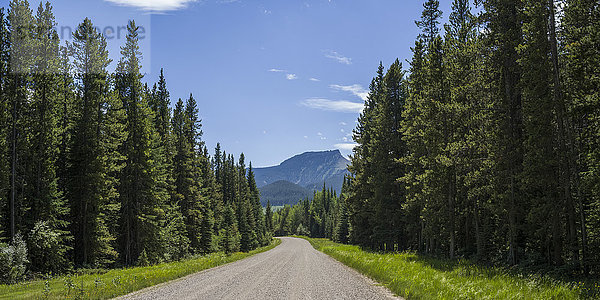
xmin=254 ymin=150 xmax=350 ymax=206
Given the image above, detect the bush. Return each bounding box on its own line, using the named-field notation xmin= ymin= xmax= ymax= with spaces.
xmin=0 ymin=234 xmax=29 ymax=284
xmin=295 ymin=224 xmax=310 ymax=236
xmin=28 ymin=221 xmax=71 ymax=274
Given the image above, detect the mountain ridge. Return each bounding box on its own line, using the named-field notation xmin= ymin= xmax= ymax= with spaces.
xmin=254 ymin=150 xmax=350 ymax=206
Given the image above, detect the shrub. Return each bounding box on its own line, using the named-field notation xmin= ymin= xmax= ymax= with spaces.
xmin=0 ymin=234 xmax=29 ymax=284
xmin=28 ymin=221 xmax=71 ymax=274
xmin=295 ymin=224 xmax=310 ymax=236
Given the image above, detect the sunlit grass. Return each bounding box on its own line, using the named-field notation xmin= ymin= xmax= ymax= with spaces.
xmin=0 ymin=239 xmax=281 ymax=300
xmin=302 ymin=237 xmax=588 ymax=300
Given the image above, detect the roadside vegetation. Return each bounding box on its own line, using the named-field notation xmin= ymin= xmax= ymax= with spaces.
xmin=0 ymin=239 xmax=280 ymax=300
xmin=302 ymin=237 xmax=594 ymax=300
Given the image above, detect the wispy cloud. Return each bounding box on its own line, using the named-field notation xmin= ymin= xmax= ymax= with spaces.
xmin=334 ymin=143 xmax=358 ymax=151
xmin=309 ymin=77 xmax=320 ymax=82
xmin=286 ymin=74 xmax=298 ymax=80
xmin=324 ymin=50 xmax=352 ymax=65
xmin=330 ymin=84 xmax=368 ymax=101
xmin=103 ymin=0 xmax=197 ymax=12
xmin=301 ymin=98 xmax=364 ymax=113
xmin=339 ymin=122 xmax=347 ymax=126
xmin=268 ymin=68 xmax=286 ymax=73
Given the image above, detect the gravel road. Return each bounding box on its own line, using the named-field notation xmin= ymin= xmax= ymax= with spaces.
xmin=118 ymin=237 xmax=400 ymax=300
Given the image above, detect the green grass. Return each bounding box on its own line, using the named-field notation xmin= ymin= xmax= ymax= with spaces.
xmin=301 ymin=237 xmax=588 ymax=300
xmin=0 ymin=239 xmax=281 ymax=300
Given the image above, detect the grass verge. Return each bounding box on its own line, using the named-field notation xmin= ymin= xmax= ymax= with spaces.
xmin=0 ymin=239 xmax=281 ymax=300
xmin=301 ymin=237 xmax=586 ymax=300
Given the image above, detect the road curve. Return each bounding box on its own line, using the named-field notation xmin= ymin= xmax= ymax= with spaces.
xmin=118 ymin=237 xmax=400 ymax=300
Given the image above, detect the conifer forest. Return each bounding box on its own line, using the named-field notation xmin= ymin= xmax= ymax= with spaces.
xmin=275 ymin=0 xmax=600 ymax=278
xmin=0 ymin=0 xmax=270 ymax=282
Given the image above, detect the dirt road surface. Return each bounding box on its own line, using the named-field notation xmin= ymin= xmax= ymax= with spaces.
xmin=118 ymin=237 xmax=399 ymax=300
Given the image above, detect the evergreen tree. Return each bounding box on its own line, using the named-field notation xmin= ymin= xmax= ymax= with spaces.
xmin=400 ymin=39 xmax=428 ymax=252
xmin=519 ymin=0 xmax=563 ymax=265
xmin=220 ymin=204 xmax=240 ymax=254
xmin=116 ymin=20 xmax=165 ymax=265
xmin=265 ymin=199 xmax=273 ymax=234
xmin=247 ymin=163 xmax=267 ymax=245
xmin=56 ymin=46 xmax=74 ymax=206
xmin=172 ymin=95 xmax=206 ymax=253
xmin=561 ymin=0 xmax=600 ymax=270
xmin=69 ymin=18 xmax=116 ymax=266
xmin=237 ymin=154 xmax=256 ymax=251
xmin=6 ymin=0 xmax=34 ymax=241
xmin=0 ymin=7 xmax=10 ymax=239
xmin=26 ymin=1 xmax=71 ymax=272
xmin=482 ymin=0 xmax=525 ymax=265
xmin=372 ymin=60 xmax=407 ymax=251
xmin=415 ymin=0 xmax=442 ymax=46
xmin=347 ymin=63 xmax=384 ymax=247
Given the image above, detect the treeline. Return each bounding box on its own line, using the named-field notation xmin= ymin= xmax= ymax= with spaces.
xmin=347 ymin=0 xmax=600 ymax=274
xmin=0 ymin=0 xmax=270 ymax=281
xmin=272 ymin=179 xmax=350 ymax=244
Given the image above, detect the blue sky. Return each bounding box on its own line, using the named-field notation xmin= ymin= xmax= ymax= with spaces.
xmin=1 ymin=0 xmax=454 ymax=167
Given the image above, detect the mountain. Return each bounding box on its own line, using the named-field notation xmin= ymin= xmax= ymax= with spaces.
xmin=255 ymin=150 xmax=350 ymax=206
xmin=258 ymin=180 xmax=313 ymax=207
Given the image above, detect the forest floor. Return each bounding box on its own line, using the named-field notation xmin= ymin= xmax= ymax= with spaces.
xmin=301 ymin=237 xmax=595 ymax=299
xmin=0 ymin=239 xmax=281 ymax=299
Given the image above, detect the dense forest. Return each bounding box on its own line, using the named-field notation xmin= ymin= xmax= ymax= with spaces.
xmin=272 ymin=179 xmax=350 ymax=243
xmin=0 ymin=0 xmax=271 ymax=283
xmin=344 ymin=0 xmax=600 ymax=276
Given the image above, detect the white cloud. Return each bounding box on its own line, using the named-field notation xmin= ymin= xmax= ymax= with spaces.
xmin=104 ymin=0 xmax=197 ymax=11
xmin=301 ymin=98 xmax=364 ymax=113
xmin=268 ymin=68 xmax=286 ymax=72
xmin=335 ymin=143 xmax=358 ymax=151
xmin=339 ymin=122 xmax=347 ymax=126
xmin=286 ymin=74 xmax=298 ymax=80
xmin=324 ymin=50 xmax=352 ymax=65
xmin=330 ymin=84 xmax=368 ymax=101
xmin=309 ymin=77 xmax=320 ymax=82
xmin=304 ymin=135 xmax=308 ymax=139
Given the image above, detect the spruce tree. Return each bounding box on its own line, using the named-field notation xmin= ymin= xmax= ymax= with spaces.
xmin=0 ymin=7 xmax=9 ymax=239
xmin=247 ymin=163 xmax=267 ymax=245
xmin=69 ymin=18 xmax=117 ymax=266
xmin=519 ymin=0 xmax=564 ymax=265
xmin=347 ymin=64 xmax=384 ymax=247
xmin=561 ymin=0 xmax=600 ymax=270
xmin=116 ymin=20 xmax=164 ymax=265
xmin=482 ymin=0 xmax=525 ymax=265
xmin=6 ymin=0 xmax=34 ymax=241
xmin=415 ymin=0 xmax=442 ymax=46
xmin=265 ymin=199 xmax=273 ymax=234
xmin=26 ymin=1 xmax=71 ymax=272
